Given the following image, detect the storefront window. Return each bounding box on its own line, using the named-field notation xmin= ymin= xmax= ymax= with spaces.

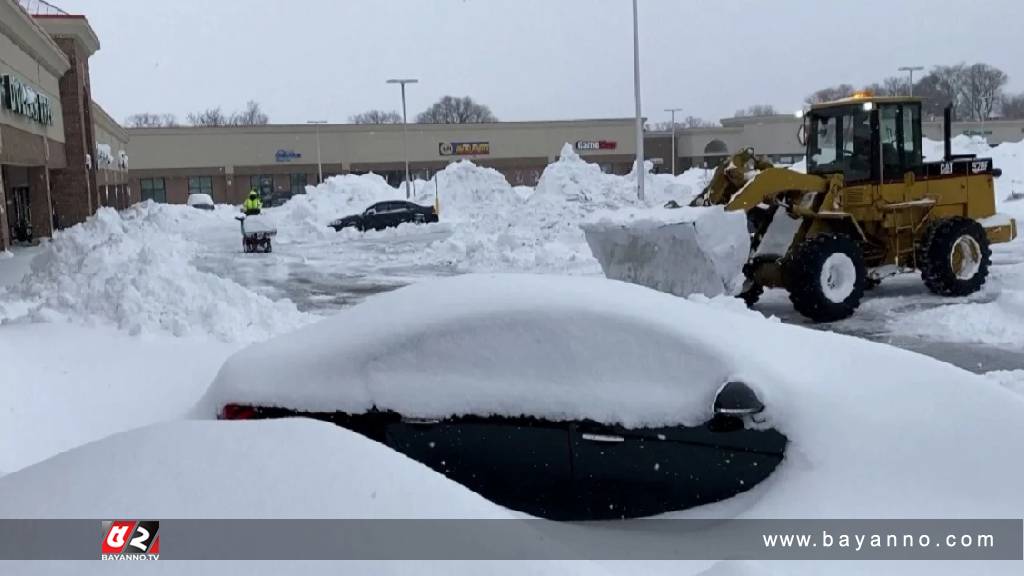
xmin=188 ymin=176 xmax=213 ymax=197
xmin=140 ymin=178 xmax=166 ymax=203
xmin=290 ymin=174 xmax=307 ymax=196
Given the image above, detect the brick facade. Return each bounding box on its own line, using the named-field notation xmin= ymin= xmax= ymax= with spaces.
xmin=47 ymin=36 xmax=98 ymax=230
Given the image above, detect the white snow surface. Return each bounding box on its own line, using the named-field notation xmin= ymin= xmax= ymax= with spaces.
xmin=1 ymin=203 xmax=312 ymax=342
xmin=0 ymin=418 xmax=511 ymax=519
xmin=196 ymin=274 xmax=1024 ymax=522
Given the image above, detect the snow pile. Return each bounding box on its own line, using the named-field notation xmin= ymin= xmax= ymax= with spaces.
xmin=270 ymin=172 xmax=402 ymax=242
xmin=4 ymin=204 xmax=312 ymax=342
xmin=0 ymin=418 xmax=511 ymax=519
xmin=414 ymin=160 xmax=519 ymax=212
xmin=582 ymin=206 xmax=750 ymax=298
xmin=532 ymin=144 xmax=699 ymax=206
xmin=984 ymin=369 xmax=1024 ymax=397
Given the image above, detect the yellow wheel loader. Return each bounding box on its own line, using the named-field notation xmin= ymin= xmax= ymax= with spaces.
xmin=589 ymin=95 xmax=1018 ymax=322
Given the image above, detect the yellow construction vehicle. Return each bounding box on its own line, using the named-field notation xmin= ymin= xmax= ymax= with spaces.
xmin=688 ymin=91 xmax=1015 ymax=319
xmin=687 ymin=94 xmax=1017 ymax=322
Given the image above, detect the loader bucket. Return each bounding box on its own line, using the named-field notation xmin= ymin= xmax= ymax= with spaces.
xmin=581 ymin=206 xmax=751 ymax=298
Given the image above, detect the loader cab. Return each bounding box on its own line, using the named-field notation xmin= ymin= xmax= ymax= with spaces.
xmin=805 ymin=95 xmax=924 ymax=184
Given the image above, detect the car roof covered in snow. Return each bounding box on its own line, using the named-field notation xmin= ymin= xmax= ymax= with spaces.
xmin=187 ymin=193 xmax=214 ymax=205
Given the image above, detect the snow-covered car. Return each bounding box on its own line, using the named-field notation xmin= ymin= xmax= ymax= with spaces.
xmin=329 ymin=200 xmax=438 ymax=232
xmin=186 ymin=193 xmax=215 ymax=210
xmin=200 ymin=274 xmax=788 ymax=520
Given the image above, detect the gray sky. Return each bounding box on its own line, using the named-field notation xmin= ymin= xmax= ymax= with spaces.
xmin=58 ymin=0 xmax=1024 ymax=126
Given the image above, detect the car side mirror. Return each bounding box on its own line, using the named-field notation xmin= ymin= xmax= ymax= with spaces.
xmin=714 ymin=381 xmax=764 ymax=416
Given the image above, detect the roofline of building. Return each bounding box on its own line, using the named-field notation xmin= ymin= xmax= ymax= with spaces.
xmin=33 ymin=14 xmax=101 ymax=56
xmin=127 ymin=118 xmax=639 ymax=135
xmin=91 ymin=100 xmax=128 ymax=143
xmin=0 ymin=0 xmax=70 ymax=77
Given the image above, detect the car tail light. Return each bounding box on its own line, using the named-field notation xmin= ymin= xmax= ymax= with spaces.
xmin=220 ymin=403 xmax=257 ymax=420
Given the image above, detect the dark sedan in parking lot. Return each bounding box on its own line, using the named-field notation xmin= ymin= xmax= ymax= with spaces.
xmin=330 ymin=200 xmax=438 ymax=232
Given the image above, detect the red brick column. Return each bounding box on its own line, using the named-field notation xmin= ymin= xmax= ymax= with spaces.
xmin=48 ymin=37 xmax=98 ymax=229
xmin=28 ymin=166 xmax=53 ymax=238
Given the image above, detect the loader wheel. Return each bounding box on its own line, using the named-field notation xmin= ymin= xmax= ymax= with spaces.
xmin=784 ymin=233 xmax=867 ymax=323
xmin=918 ymin=217 xmax=991 ymax=296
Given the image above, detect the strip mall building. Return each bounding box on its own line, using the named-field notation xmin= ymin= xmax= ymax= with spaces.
xmin=0 ymin=0 xmax=129 ymax=252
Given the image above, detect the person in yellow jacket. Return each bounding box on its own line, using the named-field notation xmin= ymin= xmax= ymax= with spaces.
xmin=242 ymin=189 xmax=263 ymax=215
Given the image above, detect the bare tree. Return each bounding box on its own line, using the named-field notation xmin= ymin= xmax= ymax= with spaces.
xmin=187 ymin=107 xmax=228 ymax=127
xmin=650 ymin=116 xmax=717 ymax=131
xmin=349 ymin=109 xmax=403 ymax=124
xmin=958 ymin=63 xmax=1007 ymax=121
xmin=416 ymin=96 xmax=497 ymax=124
xmin=125 ymin=112 xmax=179 ymax=128
xmin=230 ymin=100 xmax=269 ymax=126
xmin=733 ymin=104 xmax=777 ymax=117
xmin=915 ymin=69 xmax=961 ymax=119
xmin=863 ymin=76 xmax=908 ymax=97
xmin=1001 ymin=93 xmax=1024 ymax=120
xmin=805 ymin=84 xmax=855 ymax=105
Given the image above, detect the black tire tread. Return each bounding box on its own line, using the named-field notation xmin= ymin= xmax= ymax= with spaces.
xmin=784 ymin=233 xmax=867 ymax=323
xmin=917 ymin=217 xmax=991 ymax=296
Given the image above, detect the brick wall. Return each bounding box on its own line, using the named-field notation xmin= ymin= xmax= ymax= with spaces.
xmin=48 ymin=37 xmax=98 ymax=230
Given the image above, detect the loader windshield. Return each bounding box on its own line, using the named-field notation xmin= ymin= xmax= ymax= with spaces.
xmin=806 ymin=106 xmax=872 ymax=182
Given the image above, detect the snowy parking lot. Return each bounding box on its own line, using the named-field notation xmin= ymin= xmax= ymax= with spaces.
xmin=1 ymin=139 xmax=1024 ymax=574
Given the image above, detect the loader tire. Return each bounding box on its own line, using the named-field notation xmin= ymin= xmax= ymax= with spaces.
xmin=784 ymin=233 xmax=867 ymax=323
xmin=917 ymin=217 xmax=990 ymax=296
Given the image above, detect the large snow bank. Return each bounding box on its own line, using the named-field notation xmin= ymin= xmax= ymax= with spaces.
xmin=415 ymin=160 xmax=520 ymax=212
xmin=582 ymin=206 xmax=750 ymax=297
xmin=0 ymin=322 xmax=235 ymax=475
xmin=197 ymin=274 xmax=1024 ymax=521
xmin=3 ymin=203 xmax=312 ymax=342
xmin=0 ymin=418 xmax=509 ymax=519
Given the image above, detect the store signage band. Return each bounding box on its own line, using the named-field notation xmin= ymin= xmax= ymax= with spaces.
xmin=439 ymin=142 xmax=490 ymax=156
xmin=0 ymin=74 xmax=54 ymax=127
xmin=275 ymin=149 xmax=302 ymax=162
xmin=576 ymin=140 xmax=617 ymax=151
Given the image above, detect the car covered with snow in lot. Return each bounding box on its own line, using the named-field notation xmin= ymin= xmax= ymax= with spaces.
xmin=186 ymin=193 xmax=215 ymax=210
xmin=196 ymin=274 xmax=1024 ymax=525
xmin=329 ymin=200 xmax=439 ymax=232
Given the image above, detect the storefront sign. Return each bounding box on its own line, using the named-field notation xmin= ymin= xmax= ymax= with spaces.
xmin=575 ymin=140 xmax=617 ymax=151
xmin=0 ymin=74 xmax=54 ymax=126
xmin=439 ymin=142 xmax=490 ymax=156
xmin=275 ymin=149 xmax=302 ymax=162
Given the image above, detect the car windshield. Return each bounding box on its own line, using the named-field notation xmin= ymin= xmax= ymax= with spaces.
xmin=1 ymin=0 xmax=1022 ymax=569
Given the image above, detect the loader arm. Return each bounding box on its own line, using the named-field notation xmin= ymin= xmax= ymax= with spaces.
xmin=724 ymin=168 xmax=831 ymax=212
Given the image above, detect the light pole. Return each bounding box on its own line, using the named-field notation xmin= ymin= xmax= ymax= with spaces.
xmin=307 ymin=120 xmax=326 ymax=184
xmin=632 ymin=0 xmax=644 ymax=200
xmin=898 ymin=66 xmax=923 ymax=96
xmin=665 ymin=107 xmax=682 ymax=176
xmin=387 ymin=78 xmax=418 ymax=198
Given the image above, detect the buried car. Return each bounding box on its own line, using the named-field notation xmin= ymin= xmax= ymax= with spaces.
xmin=329 ymin=200 xmax=438 ymax=232
xmin=200 ymin=274 xmax=787 ymax=520
xmin=196 ymin=274 xmax=1024 ymax=524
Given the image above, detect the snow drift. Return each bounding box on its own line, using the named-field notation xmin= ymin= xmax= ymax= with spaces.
xmin=3 ymin=203 xmax=312 ymax=342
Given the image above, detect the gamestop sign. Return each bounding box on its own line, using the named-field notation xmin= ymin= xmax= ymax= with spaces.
xmin=575 ymin=140 xmax=617 ymax=152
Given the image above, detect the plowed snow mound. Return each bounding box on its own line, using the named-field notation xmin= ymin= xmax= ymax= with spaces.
xmin=4 ymin=204 xmax=312 ymax=342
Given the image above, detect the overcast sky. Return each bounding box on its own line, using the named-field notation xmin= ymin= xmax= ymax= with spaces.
xmin=57 ymin=0 xmax=1024 ymax=126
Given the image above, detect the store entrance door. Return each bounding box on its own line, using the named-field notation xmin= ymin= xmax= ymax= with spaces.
xmin=9 ymin=186 xmax=32 ymax=243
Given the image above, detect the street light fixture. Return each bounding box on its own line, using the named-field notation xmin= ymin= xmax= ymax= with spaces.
xmin=306 ymin=120 xmax=327 ymax=184
xmin=898 ymin=66 xmax=924 ymax=97
xmin=664 ymin=107 xmax=682 ymax=176
xmin=632 ymin=0 xmax=644 ymax=201
xmin=387 ymin=78 xmax=419 ymax=199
